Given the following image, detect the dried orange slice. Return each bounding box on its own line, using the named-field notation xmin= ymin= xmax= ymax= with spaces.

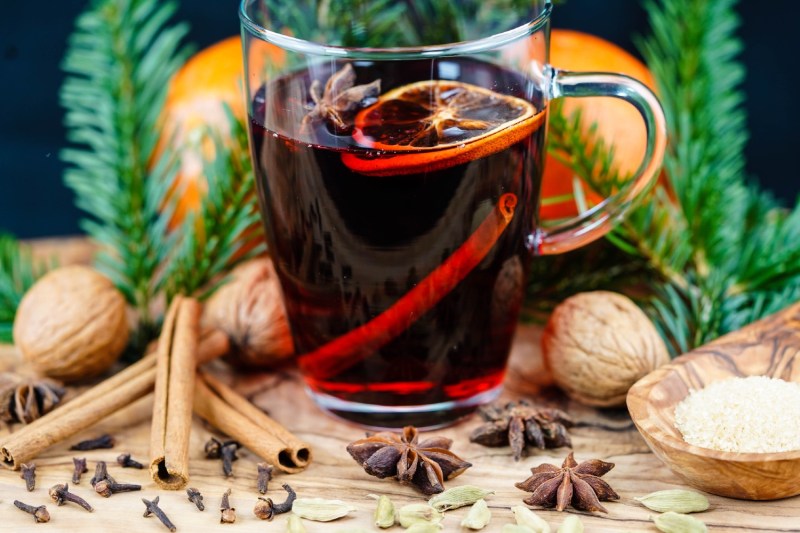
xmin=342 ymin=80 xmax=545 ymax=176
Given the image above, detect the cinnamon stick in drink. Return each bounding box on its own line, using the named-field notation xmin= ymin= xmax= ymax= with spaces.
xmin=194 ymin=371 xmax=311 ymax=473
xmin=0 ymin=329 xmax=228 ymax=470
xmin=298 ymin=193 xmax=518 ymax=379
xmin=149 ymin=296 xmax=201 ymax=489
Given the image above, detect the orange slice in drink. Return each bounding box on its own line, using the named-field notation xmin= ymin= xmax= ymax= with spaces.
xmin=342 ymin=80 xmax=545 ymax=176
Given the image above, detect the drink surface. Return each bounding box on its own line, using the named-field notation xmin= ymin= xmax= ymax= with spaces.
xmin=249 ymin=58 xmax=546 ymax=426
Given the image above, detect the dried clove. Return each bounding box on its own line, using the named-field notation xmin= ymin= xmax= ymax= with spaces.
xmin=204 ymin=437 xmax=223 ymax=458
xmin=49 ymin=483 xmax=93 ymax=512
xmin=220 ymin=441 xmax=240 ymax=477
xmin=20 ymin=463 xmax=36 ymax=491
xmin=143 ymin=496 xmax=176 ymax=532
xmin=186 ymin=487 xmax=205 ymax=511
xmin=70 ymin=434 xmax=115 ymax=451
xmin=220 ymin=488 xmax=236 ymax=523
xmin=95 ymin=479 xmax=142 ymax=498
xmin=13 ymin=500 xmax=50 ymax=523
xmin=253 ymin=483 xmax=297 ymax=520
xmin=72 ymin=457 xmax=88 ymax=484
xmin=117 ymin=452 xmax=145 ymax=469
xmin=257 ymin=462 xmax=273 ymax=494
xmin=89 ymin=460 xmax=115 ymax=487
xmin=204 ymin=437 xmax=240 ymax=477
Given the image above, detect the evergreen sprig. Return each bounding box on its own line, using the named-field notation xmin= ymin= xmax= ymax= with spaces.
xmin=158 ymin=110 xmax=265 ymax=302
xmin=0 ymin=235 xmax=50 ymax=343
xmin=60 ymin=0 xmax=191 ymax=328
xmin=543 ymin=0 xmax=800 ymax=355
xmin=61 ymin=0 xmax=264 ymax=346
xmin=263 ymin=0 xmax=535 ymax=47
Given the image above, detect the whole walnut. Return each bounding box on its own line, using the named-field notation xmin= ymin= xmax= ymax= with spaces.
xmin=204 ymin=257 xmax=295 ymax=368
xmin=13 ymin=265 xmax=129 ymax=382
xmin=542 ymin=291 xmax=669 ymax=407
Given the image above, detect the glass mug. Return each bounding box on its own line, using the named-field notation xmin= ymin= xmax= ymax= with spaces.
xmin=240 ymin=0 xmax=666 ymax=427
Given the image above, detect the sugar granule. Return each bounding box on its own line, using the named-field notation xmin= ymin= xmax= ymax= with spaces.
xmin=674 ymin=376 xmax=800 ymax=453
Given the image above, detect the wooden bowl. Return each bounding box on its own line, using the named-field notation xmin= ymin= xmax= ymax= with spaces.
xmin=627 ymin=303 xmax=800 ymax=500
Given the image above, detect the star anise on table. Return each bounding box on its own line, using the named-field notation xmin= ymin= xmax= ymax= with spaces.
xmin=301 ymin=63 xmax=381 ymax=135
xmin=0 ymin=373 xmax=66 ymax=424
xmin=346 ymin=425 xmax=472 ymax=495
xmin=469 ymin=400 xmax=573 ymax=461
xmin=515 ymin=452 xmax=619 ymax=513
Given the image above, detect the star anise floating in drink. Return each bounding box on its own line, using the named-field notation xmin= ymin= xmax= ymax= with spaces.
xmin=302 ymin=63 xmax=381 ymax=134
xmin=515 ymin=452 xmax=619 ymax=513
xmin=346 ymin=426 xmax=472 ymax=495
xmin=469 ymin=400 xmax=573 ymax=461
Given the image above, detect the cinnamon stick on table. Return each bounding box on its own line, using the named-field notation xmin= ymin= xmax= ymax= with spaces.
xmin=149 ymin=296 xmax=201 ymax=489
xmin=194 ymin=369 xmax=312 ymax=474
xmin=0 ymin=328 xmax=228 ymax=470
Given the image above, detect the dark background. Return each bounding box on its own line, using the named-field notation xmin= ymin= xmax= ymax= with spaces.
xmin=1 ymin=0 xmax=797 ymax=238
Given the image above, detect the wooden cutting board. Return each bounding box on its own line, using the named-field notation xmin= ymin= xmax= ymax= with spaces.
xmin=0 ymin=238 xmax=798 ymax=532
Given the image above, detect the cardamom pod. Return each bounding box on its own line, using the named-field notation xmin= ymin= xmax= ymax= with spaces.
xmin=460 ymin=498 xmax=492 ymax=530
xmin=291 ymin=498 xmax=357 ymax=522
xmin=502 ymin=525 xmax=536 ymax=533
xmin=405 ymin=524 xmax=444 ymax=533
xmin=428 ymin=485 xmax=495 ymax=511
xmin=286 ymin=514 xmax=306 ymax=533
xmin=374 ymin=494 xmax=396 ymax=528
xmin=512 ymin=505 xmax=551 ymax=533
xmin=557 ymin=515 xmax=584 ymax=533
xmin=397 ymin=503 xmax=444 ymax=528
xmin=653 ymin=511 xmax=708 ymax=533
xmin=635 ymin=490 xmax=710 ymax=514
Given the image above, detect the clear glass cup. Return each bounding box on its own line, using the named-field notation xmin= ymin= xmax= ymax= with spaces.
xmin=240 ymin=0 xmax=666 ymax=428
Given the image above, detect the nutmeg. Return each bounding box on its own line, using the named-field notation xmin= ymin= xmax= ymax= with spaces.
xmin=204 ymin=257 xmax=294 ymax=368
xmin=13 ymin=265 xmax=129 ymax=382
xmin=542 ymin=291 xmax=669 ymax=407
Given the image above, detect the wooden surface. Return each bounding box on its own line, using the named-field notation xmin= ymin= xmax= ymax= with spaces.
xmin=0 ymin=238 xmax=799 ymax=532
xmin=628 ymin=303 xmax=800 ymax=501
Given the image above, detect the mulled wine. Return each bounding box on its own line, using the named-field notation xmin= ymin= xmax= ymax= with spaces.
xmin=249 ymin=57 xmax=547 ymax=427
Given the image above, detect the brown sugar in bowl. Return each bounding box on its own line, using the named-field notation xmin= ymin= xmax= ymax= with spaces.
xmin=627 ymin=303 xmax=800 ymax=500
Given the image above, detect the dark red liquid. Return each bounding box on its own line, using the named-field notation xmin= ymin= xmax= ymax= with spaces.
xmin=249 ymin=58 xmax=546 ymax=426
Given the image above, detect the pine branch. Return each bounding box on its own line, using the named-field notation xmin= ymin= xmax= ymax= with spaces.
xmin=636 ymin=0 xmax=800 ymax=348
xmin=158 ymin=110 xmax=266 ymax=301
xmin=639 ymin=0 xmax=749 ymax=271
xmin=60 ymin=0 xmax=191 ymax=328
xmin=538 ymin=0 xmax=800 ymax=355
xmin=545 ymin=103 xmax=692 ymax=291
xmin=263 ymin=0 xmax=537 ymax=47
xmin=0 ymin=235 xmax=51 ymax=343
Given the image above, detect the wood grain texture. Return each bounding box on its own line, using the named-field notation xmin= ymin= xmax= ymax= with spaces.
xmin=0 ymin=238 xmax=798 ymax=531
xmin=628 ymin=303 xmax=800 ymax=501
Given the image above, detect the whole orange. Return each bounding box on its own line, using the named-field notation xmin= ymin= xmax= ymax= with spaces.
xmin=541 ymin=29 xmax=656 ymax=222
xmin=155 ymin=36 xmax=284 ymax=226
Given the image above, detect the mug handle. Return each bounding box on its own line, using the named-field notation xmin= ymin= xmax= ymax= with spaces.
xmin=534 ymin=67 xmax=668 ymax=255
